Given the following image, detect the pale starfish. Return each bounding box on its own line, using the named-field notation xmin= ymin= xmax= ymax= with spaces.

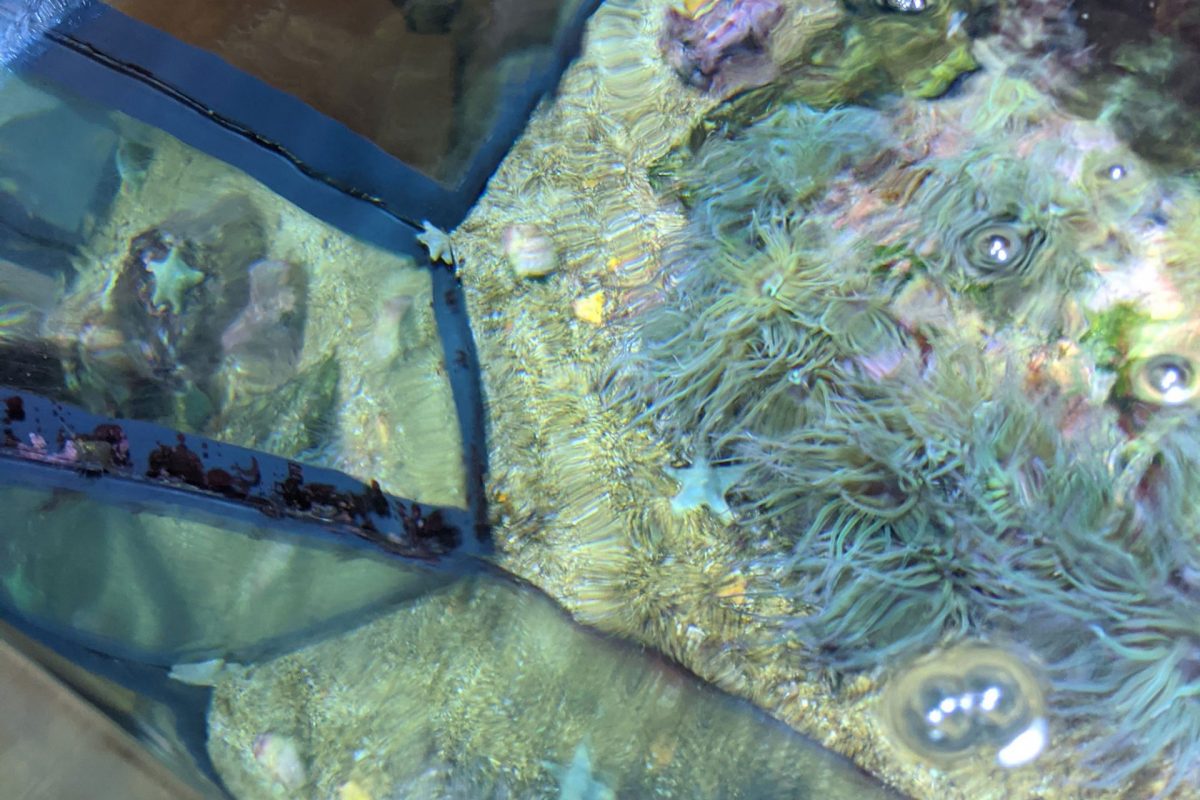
xmin=545 ymin=741 xmax=614 ymax=800
xmin=666 ymin=456 xmax=747 ymax=524
xmin=416 ymin=220 xmax=455 ymax=265
xmin=145 ymin=248 xmax=205 ymax=314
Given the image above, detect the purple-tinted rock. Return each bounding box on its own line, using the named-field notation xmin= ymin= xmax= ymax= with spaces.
xmin=659 ymin=0 xmax=785 ymax=95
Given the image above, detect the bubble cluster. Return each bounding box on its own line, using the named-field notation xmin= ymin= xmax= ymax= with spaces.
xmin=880 ymin=643 xmax=1048 ymax=769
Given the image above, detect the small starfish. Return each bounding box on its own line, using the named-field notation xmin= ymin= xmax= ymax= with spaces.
xmin=666 ymin=456 xmax=747 ymax=524
xmin=417 ymin=221 xmax=455 ymax=265
xmin=545 ymin=741 xmax=614 ymax=800
xmin=145 ymin=248 xmax=205 ymax=314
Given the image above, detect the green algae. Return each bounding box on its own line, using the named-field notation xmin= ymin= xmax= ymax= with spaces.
xmin=1080 ymin=302 xmax=1150 ymax=369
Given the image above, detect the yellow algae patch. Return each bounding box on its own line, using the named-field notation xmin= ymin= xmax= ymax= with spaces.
xmin=715 ymin=574 xmax=748 ymax=605
xmin=337 ymin=780 xmax=372 ymax=800
xmin=572 ymin=291 xmax=606 ymax=326
xmin=681 ymin=0 xmax=719 ymax=18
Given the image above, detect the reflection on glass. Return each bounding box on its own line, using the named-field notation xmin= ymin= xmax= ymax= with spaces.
xmin=104 ymin=0 xmax=584 ymax=182
xmin=209 ymin=573 xmax=900 ymax=800
xmin=0 ymin=482 xmax=453 ymax=663
xmin=0 ymin=71 xmax=464 ymax=508
xmin=0 ymin=465 xmax=900 ymax=799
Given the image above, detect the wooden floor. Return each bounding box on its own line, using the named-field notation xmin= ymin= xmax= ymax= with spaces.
xmin=0 ymin=638 xmax=204 ymax=800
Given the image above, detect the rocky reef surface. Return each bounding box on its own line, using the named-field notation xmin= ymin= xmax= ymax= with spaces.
xmin=450 ymin=0 xmax=1200 ymax=797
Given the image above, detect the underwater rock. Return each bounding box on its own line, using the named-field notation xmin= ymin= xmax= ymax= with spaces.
xmin=659 ymin=0 xmax=785 ymax=95
xmin=113 ymin=137 xmax=157 ymax=191
xmin=211 ymin=353 xmax=339 ymax=460
xmin=663 ymin=0 xmax=980 ymax=145
xmin=358 ymin=270 xmax=425 ymax=366
xmin=57 ymin=194 xmax=268 ymax=426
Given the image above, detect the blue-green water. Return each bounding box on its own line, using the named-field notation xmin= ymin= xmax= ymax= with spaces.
xmin=4 ymin=1 xmax=1200 ymax=798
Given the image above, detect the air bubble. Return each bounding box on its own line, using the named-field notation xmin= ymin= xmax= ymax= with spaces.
xmin=881 ymin=0 xmax=927 ymax=11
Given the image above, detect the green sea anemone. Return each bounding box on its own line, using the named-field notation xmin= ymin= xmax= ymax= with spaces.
xmin=616 ymin=213 xmax=899 ymax=454
xmin=619 ymin=102 xmax=908 ymax=456
xmin=673 ymin=103 xmax=887 ymax=231
xmin=1009 ymin=494 xmax=1200 ymax=796
xmin=909 ymin=150 xmax=1093 ymax=330
xmin=615 ymin=77 xmax=1200 ymax=791
xmin=746 ymin=344 xmax=1076 ymax=668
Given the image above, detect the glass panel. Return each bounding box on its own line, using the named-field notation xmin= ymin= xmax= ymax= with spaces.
xmin=209 ymin=572 xmax=896 ymax=799
xmin=0 ymin=70 xmax=464 ymax=509
xmin=103 ymin=0 xmax=586 ymax=183
xmin=0 ymin=388 xmax=898 ymax=798
xmin=0 ymin=481 xmax=452 ymax=662
xmin=14 ymin=0 xmax=1200 ymax=797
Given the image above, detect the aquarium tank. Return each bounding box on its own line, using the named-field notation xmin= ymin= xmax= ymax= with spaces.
xmin=1 ymin=0 xmax=1199 ymax=798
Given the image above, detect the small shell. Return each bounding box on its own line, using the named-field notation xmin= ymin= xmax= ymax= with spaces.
xmin=168 ymin=658 xmax=227 ymax=686
xmin=502 ymin=224 xmax=558 ymax=279
xmin=252 ymin=732 xmax=307 ymax=790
